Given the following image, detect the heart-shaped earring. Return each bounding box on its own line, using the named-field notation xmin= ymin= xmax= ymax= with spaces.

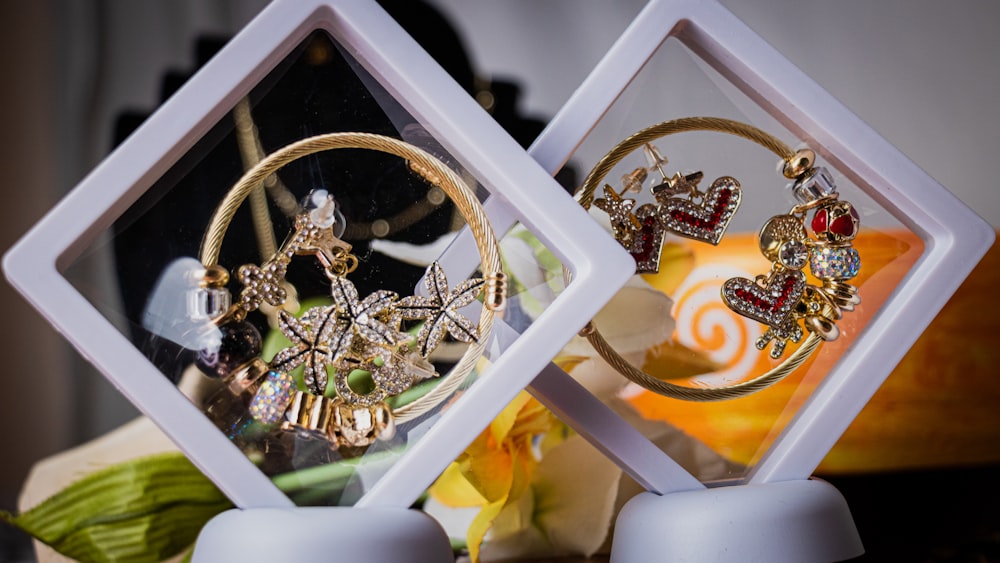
xmin=574 ymin=116 xmax=863 ymax=401
xmin=655 ymin=174 xmax=742 ymax=245
xmin=628 ymin=203 xmax=666 ymax=274
xmin=721 ymin=269 xmax=807 ymax=329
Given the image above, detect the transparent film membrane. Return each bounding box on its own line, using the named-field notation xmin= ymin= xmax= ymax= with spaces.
xmin=544 ymin=37 xmax=924 ymax=482
xmin=61 ymin=30 xmax=562 ymax=506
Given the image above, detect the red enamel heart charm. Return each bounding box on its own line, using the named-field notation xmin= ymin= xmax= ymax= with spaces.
xmin=659 ymin=176 xmax=741 ymax=245
xmin=628 ymin=203 xmax=665 ymax=274
xmin=810 ymin=201 xmax=860 ymax=242
xmin=721 ymin=269 xmax=806 ymax=328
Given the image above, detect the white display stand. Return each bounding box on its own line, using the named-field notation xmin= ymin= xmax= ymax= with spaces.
xmin=611 ymin=480 xmax=862 ymax=562
xmin=192 ymin=507 xmax=453 ymax=563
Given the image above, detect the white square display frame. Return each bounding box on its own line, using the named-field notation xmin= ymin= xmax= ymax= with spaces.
xmin=440 ymin=0 xmax=995 ymax=487
xmin=2 ymin=0 xmax=635 ymax=509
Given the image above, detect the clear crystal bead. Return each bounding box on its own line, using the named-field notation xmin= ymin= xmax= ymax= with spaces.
xmin=187 ymin=287 xmax=231 ymax=320
xmin=790 ymin=166 xmax=836 ymax=205
xmin=778 ymin=240 xmax=808 ymax=270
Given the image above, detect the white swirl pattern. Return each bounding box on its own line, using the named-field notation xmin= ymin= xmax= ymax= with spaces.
xmin=672 ymin=264 xmax=762 ymax=386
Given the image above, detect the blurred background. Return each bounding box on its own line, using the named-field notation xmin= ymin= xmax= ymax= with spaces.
xmin=1 ymin=0 xmax=998 ymax=560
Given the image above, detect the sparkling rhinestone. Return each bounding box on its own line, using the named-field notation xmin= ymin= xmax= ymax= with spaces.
xmin=249 ymin=371 xmax=296 ymax=424
xmin=778 ymin=240 xmax=808 ymax=270
xmin=809 ymin=246 xmax=861 ymax=280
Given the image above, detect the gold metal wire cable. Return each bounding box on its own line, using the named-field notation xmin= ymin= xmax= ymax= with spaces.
xmin=577 ymin=117 xmax=816 ymax=402
xmin=587 ymin=329 xmax=821 ymax=401
xmin=199 ymin=132 xmax=502 ymax=423
xmin=578 ymin=116 xmax=795 ymax=208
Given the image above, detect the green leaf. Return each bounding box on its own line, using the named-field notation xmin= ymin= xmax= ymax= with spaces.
xmin=1 ymin=452 xmax=231 ymax=563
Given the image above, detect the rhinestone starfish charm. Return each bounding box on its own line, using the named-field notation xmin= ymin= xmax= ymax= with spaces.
xmin=270 ymin=275 xmax=407 ymax=394
xmin=271 ymin=307 xmax=346 ymax=394
xmin=394 ymin=262 xmax=485 ymax=357
xmin=593 ymin=184 xmax=643 ymax=247
xmin=328 ymin=275 xmax=406 ymax=350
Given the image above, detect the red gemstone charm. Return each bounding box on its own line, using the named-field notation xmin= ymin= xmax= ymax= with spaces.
xmin=811 ymin=201 xmax=859 ymax=242
xmin=659 ymin=176 xmax=741 ymax=245
xmin=628 ymin=204 xmax=665 ymax=274
xmin=830 ymin=215 xmax=856 ymax=238
xmin=722 ymin=270 xmax=807 ymax=328
xmin=811 ymin=208 xmax=828 ymax=234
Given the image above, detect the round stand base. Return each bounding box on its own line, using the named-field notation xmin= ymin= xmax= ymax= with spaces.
xmin=191 ymin=506 xmax=453 ymax=563
xmin=611 ymin=479 xmax=863 ymax=562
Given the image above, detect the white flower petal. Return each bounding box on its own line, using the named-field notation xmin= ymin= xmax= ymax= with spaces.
xmin=370 ymin=232 xmax=457 ymax=267
xmin=561 ymin=277 xmax=674 ymax=358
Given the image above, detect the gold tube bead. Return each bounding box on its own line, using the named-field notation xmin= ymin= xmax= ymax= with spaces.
xmin=224 ymin=358 xmax=270 ymax=395
xmin=484 ymin=272 xmax=507 ymax=312
xmin=281 ymin=392 xmax=338 ymax=447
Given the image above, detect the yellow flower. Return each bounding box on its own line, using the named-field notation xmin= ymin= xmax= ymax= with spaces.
xmin=429 ymin=391 xmax=559 ymax=562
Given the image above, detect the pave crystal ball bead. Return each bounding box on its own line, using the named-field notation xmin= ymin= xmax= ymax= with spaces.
xmin=248 ymin=371 xmax=296 ymax=424
xmin=809 ymin=246 xmax=861 ymax=281
xmin=195 ymin=320 xmax=263 ymax=379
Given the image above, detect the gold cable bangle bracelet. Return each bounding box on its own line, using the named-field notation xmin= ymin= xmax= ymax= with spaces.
xmin=198 ymin=132 xmax=503 ymax=423
xmin=232 ymin=98 xmax=450 ymax=244
xmin=576 ymin=116 xmax=846 ymax=402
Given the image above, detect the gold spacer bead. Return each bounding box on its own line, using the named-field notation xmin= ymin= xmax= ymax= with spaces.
xmin=201 ymin=265 xmax=230 ymax=288
xmin=822 ymin=281 xmax=862 ymax=312
xmin=806 ymin=314 xmax=840 ymax=341
xmin=782 ymin=148 xmax=816 ymax=180
xmin=485 ymin=272 xmax=507 ymax=312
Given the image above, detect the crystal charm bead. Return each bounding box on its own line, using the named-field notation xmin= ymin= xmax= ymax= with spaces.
xmin=195 ymin=320 xmax=262 ymax=379
xmin=790 ymin=166 xmax=836 ymax=204
xmin=778 ymin=240 xmax=809 ymax=270
xmin=187 ymin=287 xmax=231 ymax=321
